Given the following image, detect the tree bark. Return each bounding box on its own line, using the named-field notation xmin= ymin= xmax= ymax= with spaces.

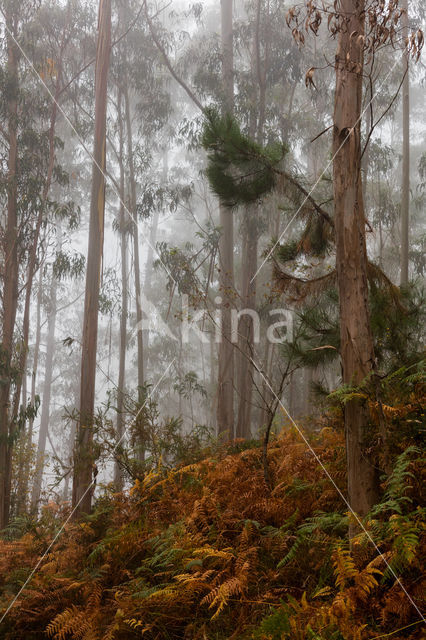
xmin=217 ymin=0 xmax=235 ymax=438
xmin=17 ymin=272 xmax=43 ymax=515
xmin=73 ymin=0 xmax=111 ymax=517
xmin=0 ymin=15 xmax=19 ymax=529
xmin=30 ymin=233 xmax=60 ymax=511
xmin=236 ymin=2 xmax=268 ymax=440
xmin=114 ymin=87 xmax=127 ymax=490
xmin=143 ymin=152 xmax=165 ymax=370
xmin=123 ymin=78 xmax=145 ymax=463
xmin=400 ymin=0 xmax=410 ymax=286
xmin=236 ymin=212 xmax=257 ymax=438
xmin=333 ymin=0 xmax=380 ymax=520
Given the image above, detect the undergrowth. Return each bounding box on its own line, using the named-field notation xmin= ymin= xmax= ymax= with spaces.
xmin=0 ymin=397 xmax=424 ymax=639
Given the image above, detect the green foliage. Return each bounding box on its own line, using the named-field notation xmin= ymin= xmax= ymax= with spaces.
xmin=283 ymin=283 xmax=425 ymax=389
xmin=371 ymin=446 xmax=420 ymax=517
xmin=202 ymin=109 xmax=285 ymax=208
xmin=174 ymin=371 xmax=207 ymax=400
xmin=370 ymin=282 xmax=426 ymax=370
xmin=52 ymin=251 xmax=85 ymax=281
xmin=253 ymin=605 xmax=292 ymax=639
xmin=278 ymin=511 xmax=348 ymax=569
xmin=282 ymin=289 xmax=340 ymax=371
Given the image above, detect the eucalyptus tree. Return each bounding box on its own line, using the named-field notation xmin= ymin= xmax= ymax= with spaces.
xmin=216 ymin=0 xmax=235 ymax=438
xmin=400 ymin=0 xmax=410 ymax=286
xmin=29 ymin=224 xmax=85 ymax=512
xmin=203 ymin=0 xmax=423 ymax=523
xmin=0 ymin=0 xmax=74 ymax=528
xmin=72 ymin=0 xmax=111 ymax=517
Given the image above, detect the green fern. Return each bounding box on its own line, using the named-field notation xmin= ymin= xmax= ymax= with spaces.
xmin=371 ymin=446 xmax=420 ymax=517
xmin=278 ymin=511 xmax=348 ymax=568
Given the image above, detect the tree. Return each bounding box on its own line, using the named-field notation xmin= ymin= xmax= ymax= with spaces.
xmin=0 ymin=3 xmax=19 ymax=530
xmin=217 ymin=0 xmax=235 ymax=438
xmin=236 ymin=0 xmax=269 ymax=439
xmin=400 ymin=0 xmax=410 ymax=286
xmin=332 ymin=0 xmax=380 ymax=518
xmin=30 ymin=229 xmax=61 ymax=511
xmin=114 ymin=86 xmax=127 ymax=490
xmin=203 ymin=0 xmax=423 ymax=524
xmin=72 ymin=0 xmax=111 ymax=517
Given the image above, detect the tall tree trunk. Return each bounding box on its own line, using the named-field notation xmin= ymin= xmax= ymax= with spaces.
xmin=143 ymin=152 xmax=165 ymax=369
xmin=236 ymin=1 xmax=268 ymax=439
xmin=73 ymin=0 xmax=111 ymax=517
xmin=30 ymin=234 xmax=60 ymax=511
xmin=217 ymin=0 xmax=235 ymax=438
xmin=0 ymin=16 xmax=19 ymax=529
xmin=236 ymin=213 xmax=257 ymax=438
xmin=18 ymin=272 xmax=43 ymax=515
xmin=115 ymin=88 xmax=127 ymax=490
xmin=123 ymin=78 xmax=145 ymax=463
xmin=400 ymin=0 xmax=410 ymax=286
xmin=333 ymin=0 xmax=379 ymax=520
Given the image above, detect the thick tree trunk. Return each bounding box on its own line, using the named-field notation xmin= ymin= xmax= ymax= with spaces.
xmin=73 ymin=0 xmax=111 ymax=517
xmin=217 ymin=0 xmax=235 ymax=438
xmin=114 ymin=88 xmax=127 ymax=490
xmin=0 ymin=21 xmax=19 ymax=530
xmin=30 ymin=247 xmax=59 ymax=511
xmin=333 ymin=0 xmax=379 ymax=519
xmin=400 ymin=0 xmax=410 ymax=287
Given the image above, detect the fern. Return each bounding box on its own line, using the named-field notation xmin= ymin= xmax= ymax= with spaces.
xmin=278 ymin=511 xmax=348 ymax=568
xmin=371 ymin=446 xmax=420 ymax=517
xmin=46 ymin=606 xmax=87 ymax=639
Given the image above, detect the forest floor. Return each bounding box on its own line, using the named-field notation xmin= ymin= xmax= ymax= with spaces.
xmin=0 ymin=408 xmax=424 ymax=640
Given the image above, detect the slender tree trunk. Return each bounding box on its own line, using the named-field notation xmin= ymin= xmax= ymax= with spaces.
xmin=259 ymin=339 xmax=271 ymax=429
xmin=14 ymin=336 xmax=29 ymax=519
xmin=400 ymin=0 xmax=410 ymax=286
xmin=288 ymin=371 xmax=295 ymax=417
xmin=63 ymin=419 xmax=76 ymax=502
xmin=73 ymin=0 xmax=111 ymax=517
xmin=333 ymin=0 xmax=379 ymax=520
xmin=18 ymin=272 xmax=43 ymax=515
xmin=217 ymin=0 xmax=235 ymax=438
xmin=236 ymin=2 xmax=269 ymax=439
xmin=144 ymin=209 xmax=160 ymax=296
xmin=123 ymin=79 xmax=145 ymax=463
xmin=63 ymin=377 xmax=79 ymax=503
xmin=209 ymin=329 xmax=217 ymax=428
xmin=143 ymin=153 xmax=165 ymax=368
xmin=114 ymin=88 xmax=127 ymax=490
xmin=30 ymin=235 xmax=60 ymax=511
xmin=236 ymin=214 xmax=257 ymax=438
xmin=0 ymin=18 xmax=19 ymax=529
